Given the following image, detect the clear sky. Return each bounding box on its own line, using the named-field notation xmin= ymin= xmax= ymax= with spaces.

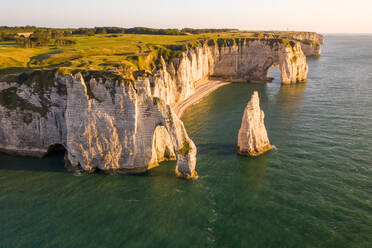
xmin=1 ymin=0 xmax=371 ymax=33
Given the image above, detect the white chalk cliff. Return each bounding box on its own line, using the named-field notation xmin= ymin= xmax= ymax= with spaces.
xmin=237 ymin=91 xmax=272 ymax=156
xmin=292 ymin=32 xmax=324 ymax=57
xmin=0 ymin=36 xmax=321 ymax=178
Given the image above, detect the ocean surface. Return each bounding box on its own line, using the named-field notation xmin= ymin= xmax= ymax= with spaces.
xmin=1 ymin=35 xmax=372 ymax=248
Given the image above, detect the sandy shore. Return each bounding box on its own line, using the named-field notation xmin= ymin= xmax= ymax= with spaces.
xmin=173 ymin=80 xmax=231 ymax=118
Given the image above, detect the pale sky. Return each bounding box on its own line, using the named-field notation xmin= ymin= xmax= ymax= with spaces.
xmin=1 ymin=0 xmax=372 ymax=33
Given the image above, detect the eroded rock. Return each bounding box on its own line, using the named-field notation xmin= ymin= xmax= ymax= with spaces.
xmin=0 ymin=37 xmax=319 ymax=178
xmin=237 ymin=91 xmax=272 ymax=156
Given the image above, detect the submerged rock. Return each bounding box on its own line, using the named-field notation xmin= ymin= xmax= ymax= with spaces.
xmin=237 ymin=91 xmax=272 ymax=156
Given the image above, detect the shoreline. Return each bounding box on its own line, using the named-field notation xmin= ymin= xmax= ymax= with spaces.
xmin=173 ymin=80 xmax=232 ymax=118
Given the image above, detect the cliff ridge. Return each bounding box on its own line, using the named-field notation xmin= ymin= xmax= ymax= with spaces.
xmin=0 ymin=35 xmax=322 ymax=178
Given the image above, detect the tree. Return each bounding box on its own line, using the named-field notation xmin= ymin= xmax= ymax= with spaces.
xmin=95 ymin=27 xmax=107 ymax=34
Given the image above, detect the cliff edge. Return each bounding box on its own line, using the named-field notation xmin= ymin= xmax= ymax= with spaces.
xmin=0 ymin=35 xmax=322 ymax=178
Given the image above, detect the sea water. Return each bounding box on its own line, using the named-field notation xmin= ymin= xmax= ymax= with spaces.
xmin=0 ymin=35 xmax=371 ymax=247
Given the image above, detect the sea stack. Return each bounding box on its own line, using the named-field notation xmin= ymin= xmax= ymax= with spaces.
xmin=237 ymin=91 xmax=272 ymax=156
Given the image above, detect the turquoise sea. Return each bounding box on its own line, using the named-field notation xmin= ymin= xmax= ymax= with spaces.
xmin=0 ymin=35 xmax=371 ymax=247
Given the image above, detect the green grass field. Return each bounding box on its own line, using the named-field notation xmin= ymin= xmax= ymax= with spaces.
xmin=0 ymin=31 xmax=317 ymax=80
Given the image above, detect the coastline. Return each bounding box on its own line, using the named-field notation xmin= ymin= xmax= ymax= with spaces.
xmin=173 ymin=80 xmax=232 ymax=118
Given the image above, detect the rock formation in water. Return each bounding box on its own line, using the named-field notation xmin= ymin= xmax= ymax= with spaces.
xmin=0 ymin=71 xmax=198 ymax=179
xmin=237 ymin=91 xmax=272 ymax=156
xmin=0 ymin=36 xmax=321 ymax=178
xmin=212 ymin=39 xmax=309 ymax=83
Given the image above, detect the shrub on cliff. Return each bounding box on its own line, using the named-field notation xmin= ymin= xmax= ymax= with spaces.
xmin=301 ymin=39 xmax=321 ymax=46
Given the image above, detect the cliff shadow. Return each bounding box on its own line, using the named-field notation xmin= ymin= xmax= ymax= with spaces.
xmin=0 ymin=146 xmax=67 ymax=173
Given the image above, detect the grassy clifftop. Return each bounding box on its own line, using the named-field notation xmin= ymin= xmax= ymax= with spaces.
xmin=0 ymin=30 xmax=320 ymax=81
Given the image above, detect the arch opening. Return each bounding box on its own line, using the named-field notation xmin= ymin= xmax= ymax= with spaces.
xmin=267 ymin=65 xmax=282 ymax=84
xmin=149 ymin=125 xmax=176 ymax=170
xmin=45 ymin=144 xmax=66 ymax=157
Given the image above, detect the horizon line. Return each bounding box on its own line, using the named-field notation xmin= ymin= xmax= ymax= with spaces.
xmin=1 ymin=25 xmax=372 ymax=35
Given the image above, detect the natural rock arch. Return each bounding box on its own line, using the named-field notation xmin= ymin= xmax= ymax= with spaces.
xmin=210 ymin=39 xmax=308 ymax=84
xmin=0 ymin=38 xmax=314 ymax=180
xmin=149 ymin=125 xmax=176 ymax=169
xmin=267 ymin=65 xmax=282 ymax=83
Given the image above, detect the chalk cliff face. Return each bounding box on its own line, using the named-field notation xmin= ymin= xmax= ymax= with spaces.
xmin=292 ymin=32 xmax=324 ymax=57
xmin=64 ymin=74 xmax=197 ymax=178
xmin=0 ymin=72 xmax=198 ymax=178
xmin=212 ymin=39 xmax=308 ymax=83
xmin=0 ymin=74 xmax=67 ymax=157
xmin=292 ymin=32 xmax=324 ymax=45
xmin=237 ymin=91 xmax=272 ymax=156
xmin=0 ymin=38 xmax=316 ymax=177
xmin=300 ymin=43 xmax=322 ymax=57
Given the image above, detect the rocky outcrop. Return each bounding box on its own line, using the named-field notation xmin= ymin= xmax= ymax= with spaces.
xmin=211 ymin=39 xmax=308 ymax=83
xmin=0 ymin=37 xmax=319 ymax=178
xmin=291 ymin=32 xmax=324 ymax=45
xmin=0 ymin=71 xmax=198 ymax=179
xmin=292 ymin=32 xmax=324 ymax=57
xmin=175 ymin=140 xmax=198 ymax=179
xmin=237 ymin=91 xmax=272 ymax=156
xmin=64 ymin=74 xmax=198 ymax=178
xmin=0 ymin=73 xmax=67 ymax=157
xmin=300 ymin=43 xmax=322 ymax=57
